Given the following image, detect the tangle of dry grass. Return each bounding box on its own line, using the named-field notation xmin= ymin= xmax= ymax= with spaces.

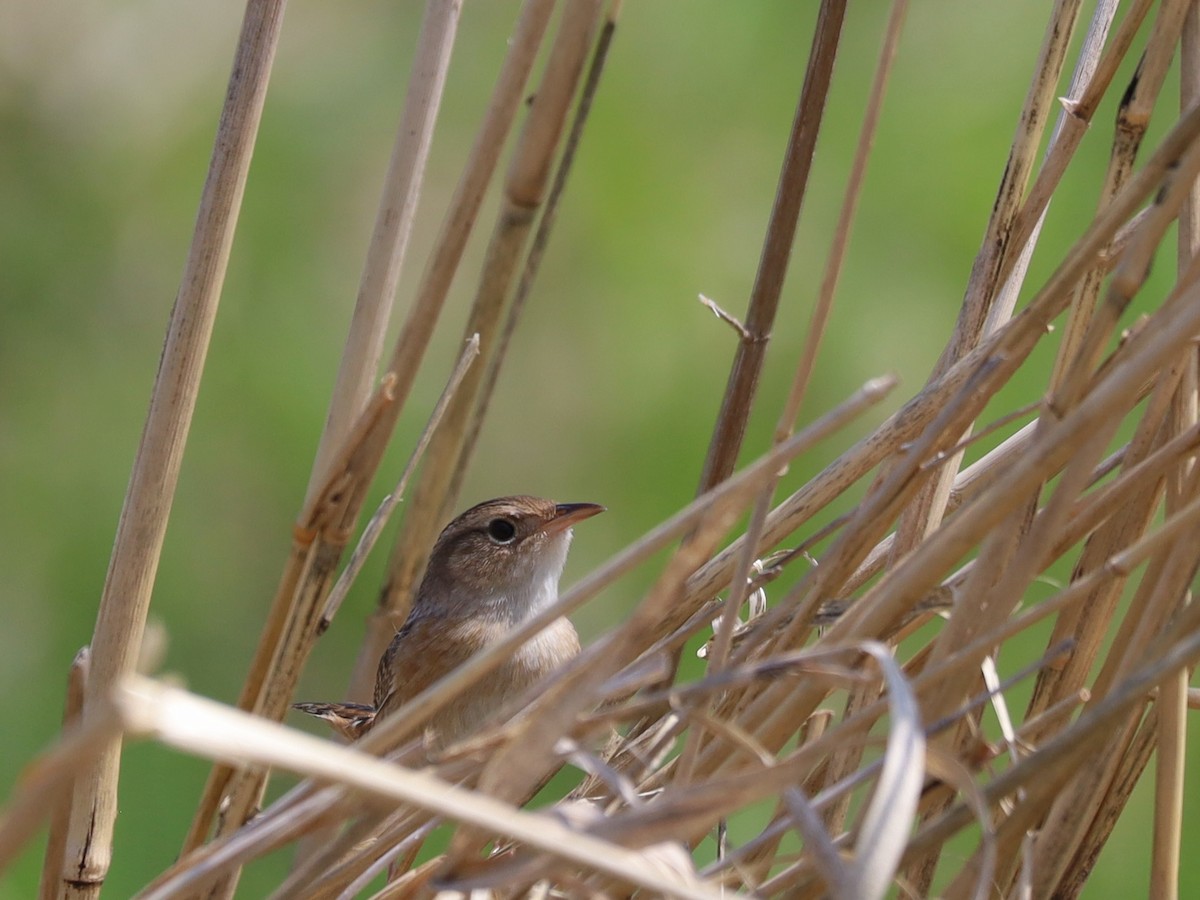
xmin=5 ymin=1 xmax=1200 ymax=898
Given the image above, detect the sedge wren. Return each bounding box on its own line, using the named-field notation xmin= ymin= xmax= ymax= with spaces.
xmin=295 ymin=495 xmax=604 ymax=747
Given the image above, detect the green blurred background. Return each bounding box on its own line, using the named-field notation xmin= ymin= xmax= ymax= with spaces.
xmin=2 ymin=1 xmax=1194 ymax=896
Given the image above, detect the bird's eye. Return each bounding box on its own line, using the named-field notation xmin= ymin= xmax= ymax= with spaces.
xmin=486 ymin=518 xmax=517 ymax=543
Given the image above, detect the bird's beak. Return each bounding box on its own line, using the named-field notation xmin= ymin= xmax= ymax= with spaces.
xmin=543 ymin=502 xmax=606 ymax=535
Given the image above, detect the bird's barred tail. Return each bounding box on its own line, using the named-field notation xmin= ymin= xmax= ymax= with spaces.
xmin=292 ymin=700 xmax=376 ymax=741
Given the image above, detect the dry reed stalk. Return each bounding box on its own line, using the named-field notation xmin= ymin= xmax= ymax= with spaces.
xmin=988 ymin=0 xmax=1121 ymax=343
xmin=1154 ymin=9 xmax=1200 ymax=897
xmin=888 ymin=0 xmax=1083 ymax=642
xmin=454 ymin=0 xmax=620 ymax=503
xmin=1154 ymin=674 xmax=1188 ymax=900
xmin=716 ymin=0 xmax=909 ymax=835
xmin=669 ymin=4 xmax=853 ymax=822
xmin=689 ymin=1 xmax=887 ymax=804
xmin=304 ymin=0 xmax=463 ymax=508
xmin=50 ymin=2 xmax=288 ymax=897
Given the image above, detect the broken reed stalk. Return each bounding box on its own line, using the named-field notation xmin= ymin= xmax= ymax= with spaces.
xmin=892 ymin=0 xmax=1082 ymax=597
xmin=7 ymin=3 xmax=1200 ymax=898
xmin=38 ymin=650 xmax=89 ymax=900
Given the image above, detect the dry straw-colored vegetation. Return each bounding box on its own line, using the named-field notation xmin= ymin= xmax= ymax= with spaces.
xmin=5 ymin=0 xmax=1200 ymax=897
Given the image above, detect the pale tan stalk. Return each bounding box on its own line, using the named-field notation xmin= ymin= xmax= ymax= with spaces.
xmin=305 ymin=0 xmax=462 ymax=507
xmin=1046 ymin=0 xmax=1185 ymax=396
xmin=111 ymin=677 xmax=723 ymax=900
xmin=986 ymin=0 xmax=1120 ymax=335
xmin=1152 ymin=672 xmax=1187 ymax=900
xmin=57 ymin=2 xmax=287 ymax=896
xmin=1004 ymin=0 xmax=1154 ymax=283
xmin=1051 ymin=0 xmax=1192 ymax=401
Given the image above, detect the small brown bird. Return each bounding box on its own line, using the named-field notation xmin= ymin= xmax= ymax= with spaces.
xmin=295 ymin=496 xmax=603 ymax=747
